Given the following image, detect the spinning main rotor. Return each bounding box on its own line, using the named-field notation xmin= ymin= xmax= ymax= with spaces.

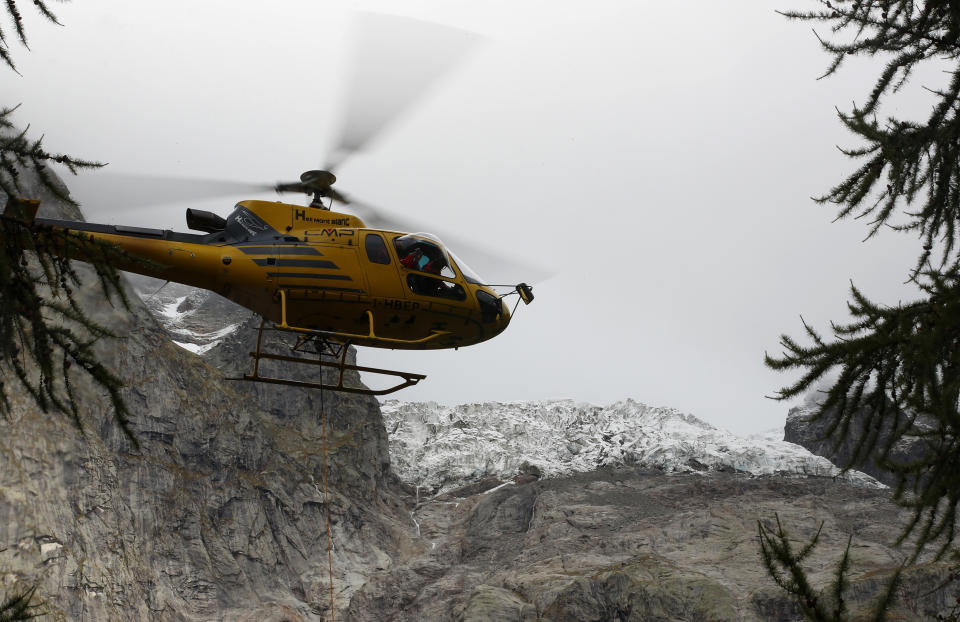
xmin=62 ymin=13 xmax=548 ymax=284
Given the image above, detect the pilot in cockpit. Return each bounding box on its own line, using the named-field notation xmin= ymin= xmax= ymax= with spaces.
xmin=400 ymin=247 xmax=425 ymax=270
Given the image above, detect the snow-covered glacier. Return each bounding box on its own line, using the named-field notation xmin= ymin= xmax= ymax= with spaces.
xmin=381 ymin=398 xmax=881 ymax=494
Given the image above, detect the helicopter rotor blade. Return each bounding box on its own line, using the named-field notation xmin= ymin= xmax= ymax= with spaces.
xmin=59 ymin=170 xmax=553 ymax=284
xmin=63 ymin=171 xmax=274 ymax=215
xmin=324 ymin=12 xmax=482 ymax=170
xmin=50 ymin=14 xmax=510 ymax=280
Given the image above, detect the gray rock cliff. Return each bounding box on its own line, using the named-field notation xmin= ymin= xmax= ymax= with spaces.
xmin=346 ymin=469 xmax=953 ymax=621
xmin=784 ymin=397 xmax=932 ymax=487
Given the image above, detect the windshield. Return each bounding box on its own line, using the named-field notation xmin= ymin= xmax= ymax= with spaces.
xmin=393 ymin=233 xmax=456 ymax=279
xmin=448 ymin=250 xmax=484 ymax=285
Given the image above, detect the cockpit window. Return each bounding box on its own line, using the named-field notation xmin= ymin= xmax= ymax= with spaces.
xmin=393 ymin=234 xmax=456 ymax=279
xmin=407 ymin=274 xmax=466 ymax=301
xmin=448 ymin=251 xmax=484 ymax=285
xmin=365 ymin=233 xmax=391 ymax=265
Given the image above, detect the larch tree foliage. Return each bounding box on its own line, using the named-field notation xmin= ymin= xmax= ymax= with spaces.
xmin=2 ymin=1 xmax=137 ymax=619
xmin=0 ymin=0 xmax=134 ymax=440
xmin=761 ymin=0 xmax=960 ymax=619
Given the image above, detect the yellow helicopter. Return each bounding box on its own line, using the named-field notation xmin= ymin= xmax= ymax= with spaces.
xmin=7 ymin=169 xmax=534 ymax=395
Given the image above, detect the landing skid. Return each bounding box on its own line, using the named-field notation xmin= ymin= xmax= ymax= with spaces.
xmin=233 ymin=318 xmax=427 ymax=396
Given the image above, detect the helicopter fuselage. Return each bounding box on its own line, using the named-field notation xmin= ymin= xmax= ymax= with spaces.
xmin=37 ymin=200 xmax=512 ymax=351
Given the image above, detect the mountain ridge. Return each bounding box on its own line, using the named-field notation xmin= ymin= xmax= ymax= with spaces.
xmin=382 ymin=398 xmax=881 ymax=495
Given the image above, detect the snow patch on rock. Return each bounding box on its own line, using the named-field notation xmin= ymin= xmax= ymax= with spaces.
xmin=130 ymin=278 xmax=246 ymax=354
xmin=172 ymin=324 xmax=239 ymax=355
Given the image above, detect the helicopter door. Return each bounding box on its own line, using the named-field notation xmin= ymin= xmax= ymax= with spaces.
xmin=362 ymin=232 xmax=404 ymax=298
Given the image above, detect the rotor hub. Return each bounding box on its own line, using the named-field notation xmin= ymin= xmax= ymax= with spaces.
xmin=274 ymin=170 xmax=342 ymax=210
xmin=300 ymin=169 xmax=337 ymax=190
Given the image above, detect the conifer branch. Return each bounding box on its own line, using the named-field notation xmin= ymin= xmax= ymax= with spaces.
xmin=770 ymin=10 xmax=960 ymax=596
xmin=768 ymin=270 xmax=960 ymax=557
xmin=782 ymin=0 xmax=960 ymax=274
xmin=0 ymin=107 xmax=105 ymax=205
xmin=0 ymin=106 xmax=104 ymax=206
xmin=0 ymin=210 xmax=140 ymax=448
xmin=758 ymin=514 xmax=903 ymax=622
xmin=0 ymin=0 xmax=62 ymax=72
xmin=0 ymin=585 xmax=40 ymax=621
xmin=29 ymin=0 xmax=61 ymax=26
xmin=758 ymin=515 xmax=843 ymax=621
xmin=4 ymin=1 xmax=25 ymax=47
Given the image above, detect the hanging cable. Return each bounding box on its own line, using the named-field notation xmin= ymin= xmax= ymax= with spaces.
xmin=319 ymin=360 xmax=336 ymax=621
xmin=144 ymin=279 xmax=171 ymax=303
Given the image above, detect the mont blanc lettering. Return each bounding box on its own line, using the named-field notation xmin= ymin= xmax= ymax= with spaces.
xmin=294 ymin=209 xmax=352 ymax=226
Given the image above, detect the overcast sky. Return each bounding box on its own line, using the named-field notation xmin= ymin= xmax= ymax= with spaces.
xmin=3 ymin=0 xmax=938 ymax=433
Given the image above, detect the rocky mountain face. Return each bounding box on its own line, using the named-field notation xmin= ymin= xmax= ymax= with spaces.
xmin=783 ymin=394 xmax=932 ymax=487
xmin=353 ymin=401 xmax=951 ymax=621
xmin=124 ymin=274 xmax=251 ymax=355
xmin=347 ymin=469 xmax=953 ymax=621
xmin=0 ymin=165 xmax=955 ymax=620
